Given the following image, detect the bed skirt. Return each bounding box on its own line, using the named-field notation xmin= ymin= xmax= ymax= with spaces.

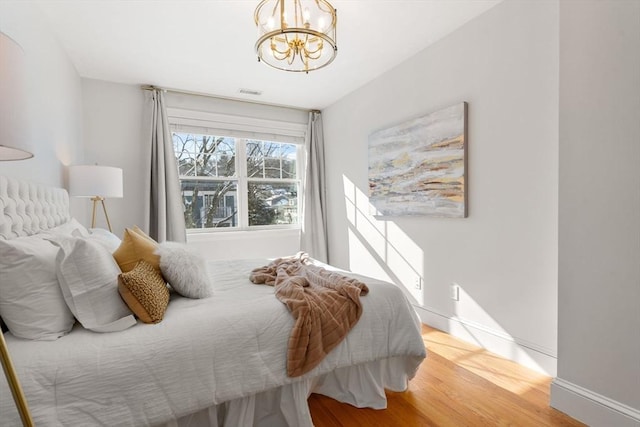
xmin=165 ymin=355 xmax=421 ymax=427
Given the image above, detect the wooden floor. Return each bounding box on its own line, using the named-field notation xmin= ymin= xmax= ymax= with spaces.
xmin=308 ymin=325 xmax=585 ymax=427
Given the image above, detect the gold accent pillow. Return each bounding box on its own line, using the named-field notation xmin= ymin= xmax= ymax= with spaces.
xmin=131 ymin=225 xmax=157 ymax=244
xmin=118 ymin=260 xmax=169 ymax=324
xmin=113 ymin=227 xmax=160 ymax=273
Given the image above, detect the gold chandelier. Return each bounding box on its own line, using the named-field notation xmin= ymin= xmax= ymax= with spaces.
xmin=254 ymin=0 xmax=337 ymax=73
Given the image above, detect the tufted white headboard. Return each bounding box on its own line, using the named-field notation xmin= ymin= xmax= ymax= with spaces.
xmin=0 ymin=175 xmax=70 ymax=240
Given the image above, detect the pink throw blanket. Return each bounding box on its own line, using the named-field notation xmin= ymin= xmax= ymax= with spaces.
xmin=250 ymin=253 xmax=369 ymax=377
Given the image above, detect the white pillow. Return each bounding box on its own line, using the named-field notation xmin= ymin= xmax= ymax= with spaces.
xmin=155 ymin=242 xmax=213 ymax=298
xmin=0 ymin=236 xmax=75 ymax=340
xmin=78 ymin=228 xmax=122 ymax=253
xmin=47 ymin=217 xmax=90 ymax=237
xmin=49 ymin=236 xmax=136 ymax=333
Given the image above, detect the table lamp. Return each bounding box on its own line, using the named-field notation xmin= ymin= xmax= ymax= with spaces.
xmin=68 ymin=165 xmax=124 ymax=232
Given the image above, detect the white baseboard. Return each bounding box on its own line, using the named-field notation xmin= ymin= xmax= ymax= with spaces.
xmin=414 ymin=304 xmax=557 ymax=376
xmin=551 ymin=378 xmax=640 ymax=427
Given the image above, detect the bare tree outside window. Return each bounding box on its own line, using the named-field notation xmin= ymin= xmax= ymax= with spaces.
xmin=173 ymin=133 xmax=237 ymax=228
xmin=173 ymin=132 xmax=299 ymax=230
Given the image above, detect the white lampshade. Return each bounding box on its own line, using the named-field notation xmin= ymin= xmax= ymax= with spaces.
xmin=0 ymin=145 xmax=33 ymax=161
xmin=0 ymin=32 xmax=33 ymax=160
xmin=68 ymin=165 xmax=123 ymax=198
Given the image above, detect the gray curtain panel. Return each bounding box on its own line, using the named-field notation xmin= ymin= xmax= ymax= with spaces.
xmin=143 ymin=89 xmax=186 ymax=243
xmin=300 ymin=111 xmax=328 ymax=263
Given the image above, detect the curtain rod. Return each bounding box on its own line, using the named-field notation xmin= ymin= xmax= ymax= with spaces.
xmin=141 ymin=85 xmax=320 ymax=114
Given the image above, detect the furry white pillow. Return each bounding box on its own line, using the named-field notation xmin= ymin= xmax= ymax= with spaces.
xmin=155 ymin=242 xmax=213 ymax=298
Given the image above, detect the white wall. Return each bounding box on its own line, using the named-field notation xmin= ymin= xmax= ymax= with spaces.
xmin=551 ymin=1 xmax=640 ymax=425
xmin=0 ymin=1 xmax=83 ymax=195
xmin=323 ymin=0 xmax=559 ymax=374
xmin=81 ymin=79 xmax=146 ymax=235
xmin=81 ymin=81 xmax=305 ymax=259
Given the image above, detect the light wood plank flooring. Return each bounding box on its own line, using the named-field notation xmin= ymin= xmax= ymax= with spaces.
xmin=308 ymin=325 xmax=584 ymax=427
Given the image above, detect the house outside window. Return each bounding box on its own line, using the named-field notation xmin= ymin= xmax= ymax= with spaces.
xmin=172 ymin=132 xmax=301 ymax=232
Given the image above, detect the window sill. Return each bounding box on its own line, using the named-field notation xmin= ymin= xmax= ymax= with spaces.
xmin=186 ymin=227 xmax=300 ymax=243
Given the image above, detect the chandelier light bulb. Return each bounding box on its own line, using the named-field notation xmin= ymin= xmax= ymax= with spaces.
xmin=303 ymin=8 xmax=311 ymax=25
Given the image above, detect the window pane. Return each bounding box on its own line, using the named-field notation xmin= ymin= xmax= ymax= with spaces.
xmin=248 ymin=182 xmax=298 ymax=226
xmin=282 ymin=158 xmax=296 ymax=178
xmin=195 ymin=150 xmax=216 ymax=177
xmin=282 ymin=144 xmax=297 ymax=178
xmin=245 ymin=141 xmax=298 ymax=180
xmin=217 ymin=139 xmax=235 ymax=157
xmin=264 ymin=157 xmax=281 ymax=178
xmin=216 ymin=139 xmax=236 ymax=176
xmin=173 ymin=132 xmax=197 ymax=156
xmin=195 ymin=136 xmax=236 ymax=177
xmin=262 ymin=141 xmax=280 ymax=157
xmin=180 ymin=179 xmax=238 ymax=229
xmin=247 ymin=158 xmax=264 ymax=179
xmin=281 ymin=143 xmax=296 ymax=158
xmin=246 ymin=141 xmax=264 ymax=178
xmin=177 ymin=156 xmax=196 ymax=176
xmin=172 ymin=133 xmax=236 ymax=178
xmin=173 ymin=133 xmax=197 ymax=176
xmin=246 ymin=141 xmax=263 ymax=157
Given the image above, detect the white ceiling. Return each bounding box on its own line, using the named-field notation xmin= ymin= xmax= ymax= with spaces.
xmin=36 ymin=0 xmax=502 ymax=110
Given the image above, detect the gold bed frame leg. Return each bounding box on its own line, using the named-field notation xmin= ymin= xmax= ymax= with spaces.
xmin=0 ymin=332 xmax=34 ymax=427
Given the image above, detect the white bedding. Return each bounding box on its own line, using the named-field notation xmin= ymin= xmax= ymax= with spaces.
xmin=0 ymin=258 xmax=426 ymax=427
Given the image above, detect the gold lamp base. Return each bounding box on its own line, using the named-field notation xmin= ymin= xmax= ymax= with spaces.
xmin=0 ymin=332 xmax=34 ymax=426
xmin=91 ymin=196 xmax=113 ymax=232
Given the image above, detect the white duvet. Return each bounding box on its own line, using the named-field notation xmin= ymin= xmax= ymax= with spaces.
xmin=0 ymin=259 xmax=426 ymax=426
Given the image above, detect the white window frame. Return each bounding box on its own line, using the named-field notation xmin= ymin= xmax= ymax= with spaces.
xmin=168 ymin=108 xmax=307 ymax=234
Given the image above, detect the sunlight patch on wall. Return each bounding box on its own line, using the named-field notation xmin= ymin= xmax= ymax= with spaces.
xmin=343 ymin=175 xmax=424 ymax=305
xmin=343 ymin=178 xmax=554 ymax=374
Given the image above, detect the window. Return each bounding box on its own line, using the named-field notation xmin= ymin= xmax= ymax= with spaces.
xmin=172 ymin=132 xmax=300 ymax=231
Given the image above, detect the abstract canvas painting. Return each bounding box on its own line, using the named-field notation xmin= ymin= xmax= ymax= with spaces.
xmin=368 ymin=102 xmax=467 ymax=218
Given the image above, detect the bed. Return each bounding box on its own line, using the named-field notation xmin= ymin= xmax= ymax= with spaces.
xmin=0 ymin=175 xmax=426 ymax=427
